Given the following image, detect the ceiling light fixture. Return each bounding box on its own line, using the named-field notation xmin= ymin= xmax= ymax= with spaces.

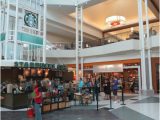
xmin=23 ymin=44 xmax=29 ymax=48
xmin=106 ymin=16 xmax=126 ymax=27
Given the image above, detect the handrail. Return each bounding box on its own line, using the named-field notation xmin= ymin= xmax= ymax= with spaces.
xmin=47 ymin=32 xmax=159 ymax=50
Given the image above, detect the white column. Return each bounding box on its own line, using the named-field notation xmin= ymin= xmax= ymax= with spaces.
xmin=0 ymin=3 xmax=1 ymax=32
xmin=75 ymin=5 xmax=79 ymax=82
xmin=138 ymin=66 xmax=142 ymax=93
xmin=35 ymin=0 xmax=37 ymax=10
xmin=38 ymin=11 xmax=41 ymax=36
xmin=13 ymin=0 xmax=19 ymax=61
xmin=43 ymin=0 xmax=46 ymax=63
xmin=21 ymin=44 xmax=23 ymax=60
xmin=4 ymin=0 xmax=10 ymax=60
xmin=31 ymin=44 xmax=33 ymax=61
xmin=80 ymin=58 xmax=84 ymax=79
xmin=80 ymin=6 xmax=83 ymax=49
xmin=0 ymin=8 xmax=1 ymax=60
xmin=80 ymin=6 xmax=84 ymax=79
xmin=137 ymin=0 xmax=147 ymax=90
xmin=145 ymin=0 xmax=153 ymax=90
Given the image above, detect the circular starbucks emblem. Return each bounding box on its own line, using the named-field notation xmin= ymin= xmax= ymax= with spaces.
xmin=24 ymin=12 xmax=38 ymax=28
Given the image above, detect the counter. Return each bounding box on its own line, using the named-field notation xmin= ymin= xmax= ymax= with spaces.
xmin=1 ymin=93 xmax=28 ymax=109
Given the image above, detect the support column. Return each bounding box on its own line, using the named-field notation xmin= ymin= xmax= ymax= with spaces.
xmin=137 ymin=0 xmax=154 ymax=95
xmin=4 ymin=0 xmax=10 ymax=60
xmin=144 ymin=0 xmax=153 ymax=91
xmin=137 ymin=0 xmax=147 ymax=91
xmin=81 ymin=58 xmax=84 ymax=79
xmin=80 ymin=6 xmax=83 ymax=49
xmin=80 ymin=6 xmax=84 ymax=79
xmin=137 ymin=66 xmax=142 ymax=94
xmin=43 ymin=0 xmax=47 ymax=63
xmin=13 ymin=0 xmax=19 ymax=61
xmin=75 ymin=5 xmax=79 ymax=82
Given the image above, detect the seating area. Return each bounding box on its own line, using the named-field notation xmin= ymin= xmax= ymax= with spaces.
xmin=74 ymin=88 xmax=94 ymax=106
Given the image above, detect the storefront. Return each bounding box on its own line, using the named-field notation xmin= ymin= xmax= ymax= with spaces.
xmin=1 ymin=62 xmax=74 ymax=111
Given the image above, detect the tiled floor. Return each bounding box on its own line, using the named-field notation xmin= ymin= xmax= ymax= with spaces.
xmin=1 ymin=93 xmax=159 ymax=120
xmin=134 ymin=97 xmax=159 ymax=103
xmin=111 ymin=106 xmax=154 ymax=120
xmin=1 ymin=109 xmax=121 ymax=120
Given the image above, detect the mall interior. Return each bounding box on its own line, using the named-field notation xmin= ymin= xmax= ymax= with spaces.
xmin=0 ymin=0 xmax=159 ymax=120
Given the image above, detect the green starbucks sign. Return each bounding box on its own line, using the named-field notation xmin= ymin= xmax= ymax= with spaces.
xmin=14 ymin=62 xmax=67 ymax=71
xmin=24 ymin=10 xmax=38 ymax=29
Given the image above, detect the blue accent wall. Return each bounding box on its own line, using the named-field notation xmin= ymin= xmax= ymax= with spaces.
xmin=17 ymin=32 xmax=43 ymax=45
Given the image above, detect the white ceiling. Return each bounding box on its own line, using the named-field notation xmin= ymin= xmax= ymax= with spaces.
xmin=47 ymin=23 xmax=75 ymax=39
xmin=70 ymin=0 xmax=156 ymax=30
xmin=47 ymin=0 xmax=107 ymax=15
xmin=47 ymin=0 xmax=157 ymax=41
xmin=47 ymin=21 xmax=99 ymax=42
xmin=47 ymin=5 xmax=75 ymax=15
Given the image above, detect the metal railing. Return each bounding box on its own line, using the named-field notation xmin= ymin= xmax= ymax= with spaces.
xmin=150 ymin=25 xmax=159 ymax=35
xmin=46 ymin=25 xmax=159 ymax=50
xmin=46 ymin=41 xmax=75 ymax=50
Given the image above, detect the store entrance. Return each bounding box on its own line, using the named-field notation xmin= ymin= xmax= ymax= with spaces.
xmin=93 ymin=66 xmax=141 ymax=94
xmin=123 ymin=66 xmax=141 ymax=94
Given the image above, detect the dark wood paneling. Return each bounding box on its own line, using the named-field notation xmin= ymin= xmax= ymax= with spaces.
xmin=103 ymin=19 xmax=159 ymax=33
xmin=151 ymin=57 xmax=160 ymax=93
xmin=62 ymin=72 xmax=73 ymax=82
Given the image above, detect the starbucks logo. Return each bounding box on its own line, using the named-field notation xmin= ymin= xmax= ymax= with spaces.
xmin=24 ymin=11 xmax=38 ymax=28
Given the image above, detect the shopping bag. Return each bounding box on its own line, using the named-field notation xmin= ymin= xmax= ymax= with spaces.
xmin=27 ymin=107 xmax=35 ymax=118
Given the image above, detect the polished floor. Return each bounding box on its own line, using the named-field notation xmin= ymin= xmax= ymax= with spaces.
xmin=1 ymin=93 xmax=159 ymax=120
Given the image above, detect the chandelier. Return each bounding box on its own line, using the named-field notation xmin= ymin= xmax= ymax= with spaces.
xmin=106 ymin=16 xmax=126 ymax=26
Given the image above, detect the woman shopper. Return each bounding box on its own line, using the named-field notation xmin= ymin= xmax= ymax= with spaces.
xmin=34 ymin=80 xmax=42 ymax=120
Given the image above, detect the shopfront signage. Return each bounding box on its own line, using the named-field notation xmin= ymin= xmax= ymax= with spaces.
xmin=14 ymin=62 xmax=55 ymax=69
xmin=14 ymin=62 xmax=67 ymax=70
xmin=57 ymin=64 xmax=67 ymax=71
xmin=93 ymin=64 xmax=123 ymax=73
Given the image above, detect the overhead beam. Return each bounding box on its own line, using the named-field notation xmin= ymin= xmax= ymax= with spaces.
xmin=147 ymin=0 xmax=159 ymax=19
xmin=46 ymin=0 xmax=90 ymax=6
xmin=103 ymin=18 xmax=159 ymax=33
xmin=46 ymin=0 xmax=75 ymax=6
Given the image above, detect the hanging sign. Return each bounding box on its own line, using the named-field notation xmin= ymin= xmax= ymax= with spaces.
xmin=24 ymin=10 xmax=38 ymax=29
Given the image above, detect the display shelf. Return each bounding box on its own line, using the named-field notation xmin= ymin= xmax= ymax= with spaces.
xmin=51 ymin=103 xmax=58 ymax=110
xmin=41 ymin=95 xmax=71 ymax=113
xmin=58 ymin=102 xmax=66 ymax=109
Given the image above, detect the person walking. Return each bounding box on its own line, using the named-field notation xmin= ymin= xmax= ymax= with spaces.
xmin=33 ymin=80 xmax=42 ymax=120
xmin=112 ymin=77 xmax=119 ymax=103
xmin=78 ymin=78 xmax=84 ymax=93
xmin=103 ymin=79 xmax=111 ymax=100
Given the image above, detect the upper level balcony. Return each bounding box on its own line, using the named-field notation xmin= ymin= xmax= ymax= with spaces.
xmin=46 ymin=25 xmax=159 ymax=58
xmin=46 ymin=25 xmax=159 ymax=50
